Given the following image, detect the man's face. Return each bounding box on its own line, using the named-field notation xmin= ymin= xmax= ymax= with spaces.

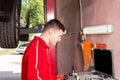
xmin=49 ymin=29 xmax=64 ymax=46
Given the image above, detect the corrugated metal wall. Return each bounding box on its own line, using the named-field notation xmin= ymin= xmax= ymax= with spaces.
xmin=55 ymin=0 xmax=84 ymax=74
xmin=55 ymin=0 xmax=120 ymax=79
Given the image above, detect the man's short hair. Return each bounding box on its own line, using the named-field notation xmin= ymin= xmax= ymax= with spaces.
xmin=43 ymin=19 xmax=65 ymax=32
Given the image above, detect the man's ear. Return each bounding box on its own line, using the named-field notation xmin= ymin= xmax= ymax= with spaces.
xmin=48 ymin=29 xmax=54 ymax=35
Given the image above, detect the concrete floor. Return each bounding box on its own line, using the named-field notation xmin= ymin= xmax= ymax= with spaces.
xmin=0 ymin=54 xmax=22 ymax=80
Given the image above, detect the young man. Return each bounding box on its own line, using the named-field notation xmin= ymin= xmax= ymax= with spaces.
xmin=21 ymin=19 xmax=65 ymax=80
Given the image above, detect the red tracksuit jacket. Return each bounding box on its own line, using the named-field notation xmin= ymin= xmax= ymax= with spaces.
xmin=21 ymin=36 xmax=56 ymax=80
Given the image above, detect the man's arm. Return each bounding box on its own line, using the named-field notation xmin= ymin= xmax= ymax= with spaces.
xmin=27 ymin=41 xmax=42 ymax=80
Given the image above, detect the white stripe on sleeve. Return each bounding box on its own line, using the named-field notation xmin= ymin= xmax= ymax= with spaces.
xmin=35 ymin=41 xmax=42 ymax=80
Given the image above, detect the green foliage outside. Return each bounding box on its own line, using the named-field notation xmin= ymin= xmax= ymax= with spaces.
xmin=20 ymin=0 xmax=44 ymax=28
xmin=19 ymin=0 xmax=44 ymax=45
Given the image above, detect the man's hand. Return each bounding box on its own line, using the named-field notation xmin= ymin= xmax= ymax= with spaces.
xmin=57 ymin=73 xmax=68 ymax=80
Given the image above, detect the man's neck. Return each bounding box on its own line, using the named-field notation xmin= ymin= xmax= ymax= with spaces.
xmin=40 ymin=33 xmax=49 ymax=46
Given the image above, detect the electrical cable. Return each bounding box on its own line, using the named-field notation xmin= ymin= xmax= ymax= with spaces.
xmin=79 ymin=0 xmax=83 ymax=30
